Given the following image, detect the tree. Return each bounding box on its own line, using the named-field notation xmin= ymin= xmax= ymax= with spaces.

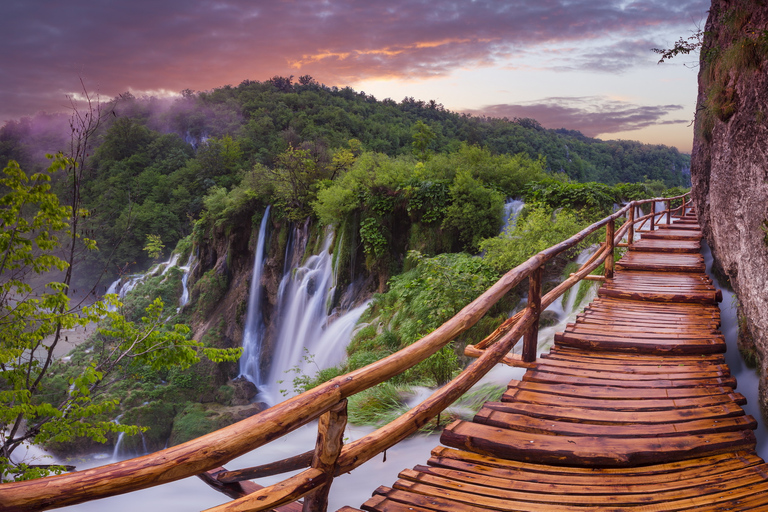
xmin=411 ymin=120 xmax=436 ymax=161
xmin=143 ymin=234 xmax=165 ymax=260
xmin=0 ymin=85 xmax=243 ymax=482
xmin=652 ymin=29 xmax=703 ymax=64
xmin=442 ymin=169 xmax=505 ymax=252
xmin=0 ymin=156 xmax=241 ymax=482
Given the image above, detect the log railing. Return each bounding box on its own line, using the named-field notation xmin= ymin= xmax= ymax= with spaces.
xmin=0 ymin=192 xmax=692 ymax=512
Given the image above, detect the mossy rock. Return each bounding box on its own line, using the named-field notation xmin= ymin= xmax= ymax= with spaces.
xmin=169 ymin=403 xmax=225 ymax=446
xmin=121 ymin=401 xmax=178 ymax=453
xmin=539 ymin=309 xmax=561 ymax=328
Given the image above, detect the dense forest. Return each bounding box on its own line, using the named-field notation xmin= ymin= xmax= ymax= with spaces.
xmin=0 ymin=76 xmax=689 ymax=283
xmin=0 ymin=76 xmax=692 ymax=478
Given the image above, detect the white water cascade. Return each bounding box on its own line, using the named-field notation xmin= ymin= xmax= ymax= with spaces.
xmin=239 ymin=206 xmax=272 ymax=386
xmin=262 ymin=229 xmax=367 ymax=403
xmin=501 ymin=198 xmax=525 ymax=234
xmin=178 ymin=252 xmax=197 ymax=309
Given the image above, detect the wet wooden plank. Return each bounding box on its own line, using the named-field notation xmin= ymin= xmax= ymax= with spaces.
xmin=522 ymin=370 xmax=735 ymax=389
xmin=642 ymin=229 xmax=703 ymax=240
xmin=476 ymin=408 xmax=756 ymax=438
xmin=479 ymin=400 xmax=749 ymax=426
xmin=502 ymin=386 xmax=744 ymax=410
xmin=394 ymin=463 xmax=768 ymax=505
xmin=631 ymin=238 xmax=701 ymax=253
xmin=440 ymin=420 xmax=756 ymax=467
xmin=615 ymin=252 xmax=706 ymax=273
xmin=427 ymin=447 xmax=766 ymax=483
xmin=504 ymin=379 xmax=740 ymax=401
xmin=553 ymin=331 xmax=727 ymax=355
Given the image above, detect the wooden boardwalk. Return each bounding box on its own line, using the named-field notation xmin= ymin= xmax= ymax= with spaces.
xmin=350 ymin=212 xmax=768 ymax=511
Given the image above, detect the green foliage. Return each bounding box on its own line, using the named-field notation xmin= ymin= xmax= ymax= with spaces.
xmin=412 ymin=346 xmax=459 ymax=387
xmin=169 ymin=403 xmax=229 ymax=445
xmin=480 ymin=206 xmax=591 ymax=273
xmin=442 ymin=170 xmax=505 ymax=252
xmin=525 ymin=178 xmax=617 ymax=216
xmin=696 ymin=5 xmax=768 ymax=139
xmin=652 ymin=30 xmax=703 ymax=63
xmin=0 ymin=157 xmax=239 ymax=480
xmin=411 ymin=120 xmax=437 ymax=161
xmin=359 ymin=217 xmax=388 ymax=259
xmin=143 ymin=234 xmax=165 ymax=260
xmin=455 ymin=384 xmax=505 ymax=412
xmin=193 ymin=269 xmax=229 ymax=318
xmin=382 ymin=251 xmax=501 ymax=347
xmin=347 ymin=382 xmax=409 ymax=426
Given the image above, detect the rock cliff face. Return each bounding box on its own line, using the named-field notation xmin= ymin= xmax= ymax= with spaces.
xmin=691 ymin=1 xmax=768 ymax=407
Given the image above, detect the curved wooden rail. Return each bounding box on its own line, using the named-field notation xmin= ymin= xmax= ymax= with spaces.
xmin=0 ymin=192 xmax=692 ymax=512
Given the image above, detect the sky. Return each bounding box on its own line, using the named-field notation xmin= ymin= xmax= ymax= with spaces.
xmin=1 ymin=0 xmax=709 ymax=152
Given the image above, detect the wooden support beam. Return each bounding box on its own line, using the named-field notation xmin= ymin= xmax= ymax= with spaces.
xmin=650 ymin=201 xmax=656 ymax=231
xmin=570 ymin=274 xmax=606 ymax=282
xmin=302 ymin=400 xmax=348 ymax=512
xmin=217 ymin=451 xmax=313 ymax=483
xmin=203 ymin=469 xmax=326 ymax=512
xmin=199 ymin=468 xmax=302 ymax=511
xmin=522 ymin=267 xmax=542 ymax=363
xmin=627 ymin=205 xmax=635 ymax=245
xmin=605 ymin=219 xmax=615 ymax=280
xmin=464 ymin=346 xmax=536 ymax=368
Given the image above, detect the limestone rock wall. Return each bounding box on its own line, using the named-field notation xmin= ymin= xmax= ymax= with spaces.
xmin=691 ymin=1 xmax=768 ymax=402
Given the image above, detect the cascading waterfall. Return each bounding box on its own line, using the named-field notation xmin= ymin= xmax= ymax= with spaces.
xmin=501 ymin=199 xmax=525 ymax=234
xmin=178 ymin=252 xmax=196 ymax=309
xmin=239 ymin=206 xmax=272 ymax=386
xmin=262 ymin=229 xmax=367 ymax=403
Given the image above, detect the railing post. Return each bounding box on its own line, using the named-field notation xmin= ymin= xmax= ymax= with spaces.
xmin=522 ymin=267 xmax=542 ymax=363
xmin=605 ymin=218 xmax=615 ymax=280
xmin=302 ymin=400 xmax=348 ymax=512
xmin=682 ymin=194 xmax=687 ymax=215
xmin=666 ymin=199 xmax=671 ymax=224
xmin=627 ymin=204 xmax=635 ymax=245
xmin=650 ymin=201 xmax=656 ymax=230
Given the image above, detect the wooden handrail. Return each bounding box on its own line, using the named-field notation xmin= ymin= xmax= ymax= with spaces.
xmin=0 ymin=192 xmax=692 ymax=512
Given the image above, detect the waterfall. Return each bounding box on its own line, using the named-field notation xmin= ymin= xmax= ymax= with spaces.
xmin=105 ymin=278 xmax=121 ymax=312
xmin=654 ymin=200 xmax=669 ymax=225
xmin=110 ymin=415 xmax=125 ymax=462
xmin=261 ymin=229 xmax=367 ymax=403
xmin=178 ymin=252 xmax=196 ymax=309
xmin=160 ymin=254 xmax=180 ymax=276
xmin=239 ymin=206 xmax=272 ymax=386
xmin=501 ymin=199 xmax=525 ymax=234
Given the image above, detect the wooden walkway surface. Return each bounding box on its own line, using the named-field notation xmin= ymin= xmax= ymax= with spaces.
xmin=344 ymin=211 xmax=768 ymax=511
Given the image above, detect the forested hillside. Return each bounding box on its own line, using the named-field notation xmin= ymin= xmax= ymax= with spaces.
xmin=0 ymin=76 xmax=689 ymax=283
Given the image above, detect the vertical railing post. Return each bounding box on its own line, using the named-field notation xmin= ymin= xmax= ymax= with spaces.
xmin=605 ymin=218 xmax=615 ymax=280
xmin=650 ymin=201 xmax=656 ymax=231
xmin=682 ymin=194 xmax=688 ymax=216
xmin=627 ymin=204 xmax=635 ymax=246
xmin=302 ymin=400 xmax=348 ymax=512
xmin=666 ymin=199 xmax=671 ymax=225
xmin=522 ymin=267 xmax=542 ymax=363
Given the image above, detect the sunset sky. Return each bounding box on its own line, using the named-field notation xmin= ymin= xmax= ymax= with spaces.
xmin=1 ymin=0 xmax=708 ymax=152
